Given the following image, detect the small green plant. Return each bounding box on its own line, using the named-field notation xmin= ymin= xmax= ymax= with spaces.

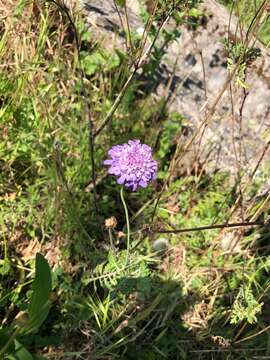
xmin=223 ymin=39 xmax=261 ymax=88
xmin=230 ymin=286 xmax=262 ymax=325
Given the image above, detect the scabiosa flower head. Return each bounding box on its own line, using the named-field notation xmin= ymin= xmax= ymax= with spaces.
xmin=104 ymin=139 xmax=158 ymax=191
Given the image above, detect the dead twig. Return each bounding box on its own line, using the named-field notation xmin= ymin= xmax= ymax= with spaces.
xmin=154 ymin=221 xmax=265 ymax=234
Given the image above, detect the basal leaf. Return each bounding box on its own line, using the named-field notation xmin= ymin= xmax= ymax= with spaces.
xmin=27 ymin=254 xmax=52 ymax=333
xmin=14 ymin=340 xmax=34 ymax=360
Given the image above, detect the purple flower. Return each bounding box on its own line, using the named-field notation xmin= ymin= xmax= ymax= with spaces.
xmin=104 ymin=139 xmax=158 ymax=191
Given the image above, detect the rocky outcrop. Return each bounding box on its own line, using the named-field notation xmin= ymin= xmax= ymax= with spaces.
xmin=69 ymin=0 xmax=270 ymax=172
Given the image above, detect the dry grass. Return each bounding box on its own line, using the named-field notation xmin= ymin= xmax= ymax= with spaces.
xmin=1 ymin=0 xmax=270 ymax=359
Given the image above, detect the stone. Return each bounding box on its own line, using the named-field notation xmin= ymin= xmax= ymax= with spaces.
xmin=68 ymin=0 xmax=270 ymax=173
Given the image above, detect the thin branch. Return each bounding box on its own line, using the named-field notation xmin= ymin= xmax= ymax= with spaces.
xmin=123 ymin=1 xmax=134 ymax=55
xmin=226 ymin=137 xmax=270 ymax=222
xmin=199 ymin=50 xmax=208 ymax=101
xmin=154 ymin=221 xmax=265 ymax=234
xmin=93 ymin=5 xmax=174 ymax=138
xmin=113 ymin=0 xmax=130 ymax=54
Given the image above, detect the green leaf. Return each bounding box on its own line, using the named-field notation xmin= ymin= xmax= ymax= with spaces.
xmin=81 ymin=53 xmax=106 ymax=76
xmin=13 ymin=0 xmax=29 ymax=19
xmin=0 ymin=259 xmax=12 ymax=276
xmin=115 ymin=0 xmax=126 ymax=7
xmin=14 ymin=340 xmax=33 ymax=360
xmin=26 ymin=254 xmax=52 ymax=333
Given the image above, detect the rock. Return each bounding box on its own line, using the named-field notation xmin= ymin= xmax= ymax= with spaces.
xmin=70 ymin=0 xmax=270 ymax=173
xmin=162 ymin=0 xmax=270 ymax=172
xmin=153 ymin=237 xmax=170 ymax=254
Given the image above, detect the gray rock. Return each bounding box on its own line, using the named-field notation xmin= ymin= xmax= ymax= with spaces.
xmin=69 ymin=0 xmax=270 ymax=174
xmin=152 ymin=237 xmax=169 ymax=254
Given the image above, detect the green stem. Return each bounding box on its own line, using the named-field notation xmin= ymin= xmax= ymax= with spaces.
xmin=0 ymin=327 xmax=20 ymax=357
xmin=108 ymin=228 xmax=115 ymax=253
xmin=120 ymin=186 xmax=130 ymax=266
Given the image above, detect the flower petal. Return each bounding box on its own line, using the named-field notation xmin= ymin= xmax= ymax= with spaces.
xmin=139 ymin=180 xmax=147 ymax=188
xmin=117 ymin=175 xmax=126 ymax=184
xmin=108 ymin=167 xmax=121 ymax=175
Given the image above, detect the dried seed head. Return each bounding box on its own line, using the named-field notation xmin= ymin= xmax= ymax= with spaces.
xmin=15 ymin=311 xmax=29 ymax=328
xmin=105 ymin=216 xmax=117 ymax=229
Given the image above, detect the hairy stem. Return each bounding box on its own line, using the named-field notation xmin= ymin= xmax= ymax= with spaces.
xmin=120 ymin=186 xmax=130 ymax=266
xmin=108 ymin=228 xmax=115 ymax=253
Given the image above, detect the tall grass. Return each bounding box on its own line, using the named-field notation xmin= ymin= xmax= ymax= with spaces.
xmin=1 ymin=0 xmax=270 ymax=359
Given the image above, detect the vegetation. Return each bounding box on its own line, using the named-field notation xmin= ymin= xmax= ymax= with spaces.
xmin=0 ymin=0 xmax=270 ymax=359
xmin=221 ymin=0 xmax=270 ymax=44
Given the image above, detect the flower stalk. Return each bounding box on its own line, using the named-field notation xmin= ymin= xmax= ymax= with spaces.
xmin=120 ymin=186 xmax=130 ymax=266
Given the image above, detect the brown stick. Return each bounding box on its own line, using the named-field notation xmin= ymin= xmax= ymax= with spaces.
xmin=155 ymin=221 xmax=265 ymax=234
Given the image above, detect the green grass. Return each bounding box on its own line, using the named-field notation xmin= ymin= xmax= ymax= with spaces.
xmin=1 ymin=0 xmax=270 ymax=359
xmin=220 ymin=0 xmax=270 ymax=45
